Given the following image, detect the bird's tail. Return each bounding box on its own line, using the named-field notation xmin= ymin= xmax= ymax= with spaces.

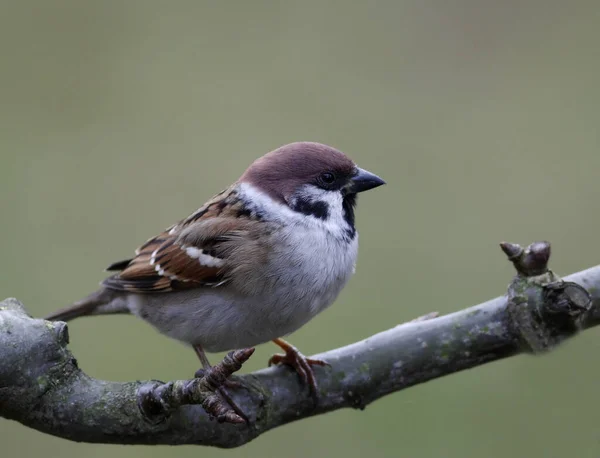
xmin=45 ymin=288 xmax=130 ymax=322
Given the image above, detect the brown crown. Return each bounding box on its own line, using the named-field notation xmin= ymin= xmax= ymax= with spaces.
xmin=240 ymin=142 xmax=356 ymax=202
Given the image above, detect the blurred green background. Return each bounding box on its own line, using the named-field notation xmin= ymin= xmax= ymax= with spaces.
xmin=2 ymin=1 xmax=600 ymax=457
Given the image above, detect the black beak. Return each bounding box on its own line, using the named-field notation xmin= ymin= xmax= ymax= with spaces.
xmin=346 ymin=167 xmax=386 ymax=194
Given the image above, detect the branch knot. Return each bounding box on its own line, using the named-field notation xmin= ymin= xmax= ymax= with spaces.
xmin=502 ymin=241 xmax=592 ymax=353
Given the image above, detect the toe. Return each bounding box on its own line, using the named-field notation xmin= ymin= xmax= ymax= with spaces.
xmin=268 ymin=353 xmax=284 ymax=366
xmin=294 ymin=359 xmax=310 ymax=386
xmin=300 ymin=361 xmax=318 ymax=394
xmin=223 ymin=378 xmax=243 ymax=390
xmin=216 ymin=386 xmax=249 ymax=424
xmin=305 ymin=357 xmax=329 ymax=367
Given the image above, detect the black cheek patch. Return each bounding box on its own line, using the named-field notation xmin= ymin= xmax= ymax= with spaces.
xmin=291 ymin=198 xmax=329 ymax=220
xmin=342 ymin=194 xmax=357 ymax=239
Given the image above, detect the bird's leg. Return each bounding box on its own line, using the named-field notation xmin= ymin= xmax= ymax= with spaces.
xmin=268 ymin=338 xmax=329 ymax=398
xmin=193 ymin=345 xmax=248 ymax=422
xmin=193 ymin=344 xmax=213 ymax=371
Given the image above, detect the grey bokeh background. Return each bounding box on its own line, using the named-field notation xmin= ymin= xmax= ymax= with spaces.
xmin=2 ymin=1 xmax=600 ymax=457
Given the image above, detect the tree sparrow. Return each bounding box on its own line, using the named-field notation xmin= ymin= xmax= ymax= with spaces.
xmin=46 ymin=142 xmax=385 ymax=400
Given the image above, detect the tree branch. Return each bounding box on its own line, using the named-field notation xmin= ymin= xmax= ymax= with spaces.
xmin=1 ymin=241 xmax=598 ymax=448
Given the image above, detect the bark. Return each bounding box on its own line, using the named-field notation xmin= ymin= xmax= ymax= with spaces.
xmin=0 ymin=241 xmax=596 ymax=448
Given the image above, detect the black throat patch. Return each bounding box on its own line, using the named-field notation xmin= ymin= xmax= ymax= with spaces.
xmin=342 ymin=193 xmax=357 ymax=239
xmin=291 ymin=197 xmax=329 ymax=220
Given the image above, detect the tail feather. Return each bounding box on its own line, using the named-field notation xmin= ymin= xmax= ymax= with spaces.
xmin=45 ymin=288 xmax=130 ymax=322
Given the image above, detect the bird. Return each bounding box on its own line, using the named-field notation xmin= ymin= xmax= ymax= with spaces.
xmin=45 ymin=141 xmax=385 ymax=403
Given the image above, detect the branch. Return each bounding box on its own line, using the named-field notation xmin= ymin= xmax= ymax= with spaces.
xmin=1 ymin=241 xmax=598 ymax=448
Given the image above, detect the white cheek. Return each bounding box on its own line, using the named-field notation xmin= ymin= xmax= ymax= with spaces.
xmin=238 ymin=182 xmax=355 ymax=240
xmin=294 ymin=185 xmax=348 ymax=233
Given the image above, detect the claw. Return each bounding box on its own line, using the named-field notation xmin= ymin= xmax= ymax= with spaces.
xmin=269 ymin=338 xmax=329 ymax=399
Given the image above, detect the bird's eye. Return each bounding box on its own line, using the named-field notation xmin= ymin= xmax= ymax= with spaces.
xmin=320 ymin=172 xmax=336 ymax=184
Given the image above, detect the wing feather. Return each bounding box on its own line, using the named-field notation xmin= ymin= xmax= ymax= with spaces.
xmin=101 ymin=186 xmax=265 ymax=293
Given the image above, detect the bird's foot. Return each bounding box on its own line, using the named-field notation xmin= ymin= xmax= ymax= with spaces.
xmin=193 ymin=348 xmax=255 ymax=424
xmin=269 ymin=339 xmax=329 ymax=399
xmin=139 ymin=348 xmax=255 ymax=425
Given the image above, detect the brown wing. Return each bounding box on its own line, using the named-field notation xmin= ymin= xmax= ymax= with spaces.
xmin=102 ymin=186 xmax=263 ymax=293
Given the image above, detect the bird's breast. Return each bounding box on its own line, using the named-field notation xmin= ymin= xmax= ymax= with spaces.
xmin=261 ymin=224 xmax=359 ymax=325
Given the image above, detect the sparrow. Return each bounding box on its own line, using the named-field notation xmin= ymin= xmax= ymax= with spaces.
xmin=46 ymin=142 xmax=385 ymax=401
